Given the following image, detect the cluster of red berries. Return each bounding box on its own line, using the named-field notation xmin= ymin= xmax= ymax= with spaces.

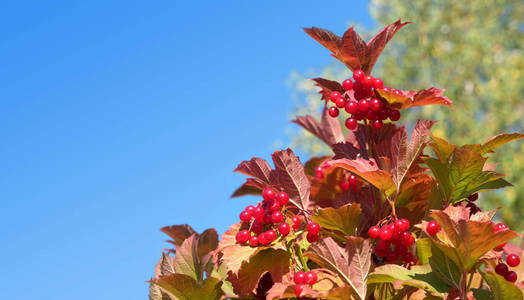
xmin=368 ymin=219 xmax=416 ymax=264
xmin=327 ymin=69 xmax=401 ymax=131
xmin=293 ymin=270 xmax=317 ymax=297
xmin=235 ymin=188 xmax=321 ymax=246
xmin=339 ymin=174 xmax=358 ymax=191
xmin=495 ymin=253 xmax=520 ymax=283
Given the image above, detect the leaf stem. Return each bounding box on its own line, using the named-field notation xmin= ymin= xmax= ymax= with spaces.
xmin=296 ymin=243 xmax=310 ymax=272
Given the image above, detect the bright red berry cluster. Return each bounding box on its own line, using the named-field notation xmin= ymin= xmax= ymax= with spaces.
xmin=368 ymin=219 xmax=416 ymax=264
xmin=293 ymin=270 xmax=317 ymax=297
xmin=327 ymin=69 xmax=401 ymax=131
xmin=495 ymin=253 xmax=520 ymax=282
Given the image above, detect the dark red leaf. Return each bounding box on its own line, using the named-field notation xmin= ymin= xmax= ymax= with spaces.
xmin=311 ymin=77 xmax=344 ymax=101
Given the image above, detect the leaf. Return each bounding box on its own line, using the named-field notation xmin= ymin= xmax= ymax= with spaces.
xmin=377 ymin=87 xmax=453 ymax=110
xmin=426 ymin=242 xmax=462 ymax=289
xmin=155 ymin=253 xmax=177 ymax=278
xmin=415 ymin=238 xmax=433 ymax=265
xmin=149 ymin=282 xmax=172 ymax=300
xmin=292 ymin=104 xmax=344 ymax=147
xmin=312 ymin=204 xmax=361 ymax=236
xmin=480 ymin=133 xmax=524 ymax=154
xmin=234 ymin=157 xmax=274 ymax=185
xmin=332 ymin=142 xmax=363 ymax=160
xmin=481 ymin=271 xmax=524 ymax=300
xmin=305 ymin=236 xmax=372 ymax=299
xmin=272 ymin=148 xmax=310 ymax=210
xmin=390 ymin=120 xmax=434 ymax=190
xmin=330 ymin=158 xmax=396 ymax=196
xmin=152 ymin=274 xmax=222 ymax=300
xmin=160 ymin=224 xmax=196 ymax=248
xmin=227 ymin=248 xmax=291 ymax=297
xmin=304 ymin=156 xmax=330 ymax=177
xmin=230 ymin=182 xmax=261 ymax=198
xmin=217 ymin=223 xmax=260 ymax=276
xmin=173 ymin=234 xmax=201 ymax=280
xmin=311 ymin=77 xmax=344 ymax=101
xmin=304 ymin=19 xmax=410 ymax=74
xmin=368 ymin=264 xmax=449 ymax=294
xmin=267 ymin=282 xmax=322 ymax=299
xmin=197 ymin=229 xmax=218 ymax=259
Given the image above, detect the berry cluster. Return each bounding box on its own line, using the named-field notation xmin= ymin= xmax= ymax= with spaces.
xmin=327 ymin=69 xmax=401 ymax=131
xmin=495 ymin=253 xmax=520 ymax=283
xmin=339 ymin=174 xmax=358 ymax=191
xmin=368 ymin=219 xmax=416 ymax=264
xmin=293 ymin=270 xmax=317 ymax=297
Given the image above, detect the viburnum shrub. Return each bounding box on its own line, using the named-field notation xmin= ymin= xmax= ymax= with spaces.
xmin=148 ymin=20 xmax=524 ymax=300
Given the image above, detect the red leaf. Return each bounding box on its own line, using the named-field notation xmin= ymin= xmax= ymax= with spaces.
xmin=234 ymin=157 xmax=275 ymax=185
xmin=330 ymin=158 xmax=396 ymax=196
xmin=311 ymin=77 xmax=344 ymax=101
xmin=272 ymin=148 xmax=311 ymax=210
xmin=160 ymin=224 xmax=196 ymax=247
xmin=377 ymin=87 xmax=453 ymax=110
xmin=292 ymin=104 xmax=344 ymax=147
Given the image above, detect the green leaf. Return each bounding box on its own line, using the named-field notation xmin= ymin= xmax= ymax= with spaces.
xmin=415 ymin=238 xmax=432 ymax=265
xmin=312 ymin=204 xmax=361 ymax=236
xmin=173 ymin=234 xmax=201 ymax=280
xmin=481 ymin=271 xmax=524 ymax=300
xmin=368 ymin=264 xmax=449 ymax=294
xmin=152 ymin=274 xmax=223 ymax=300
xmin=472 ymin=288 xmax=494 ymax=300
xmin=426 ymin=242 xmax=462 ymax=289
xmin=481 ymin=133 xmax=524 ymax=154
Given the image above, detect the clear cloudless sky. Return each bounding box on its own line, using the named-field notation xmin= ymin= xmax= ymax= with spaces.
xmin=0 ymin=1 xmax=373 ymax=299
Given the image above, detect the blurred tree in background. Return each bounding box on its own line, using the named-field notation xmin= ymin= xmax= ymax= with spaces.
xmin=289 ymin=0 xmax=524 ymax=227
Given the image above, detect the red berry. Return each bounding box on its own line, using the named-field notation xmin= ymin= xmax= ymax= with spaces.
xmin=253 ymin=207 xmax=265 ymax=223
xmin=342 ymin=79 xmax=354 ymax=90
xmin=291 ymin=216 xmax=301 ymax=230
xmin=377 ymin=109 xmax=389 ymax=120
xmin=372 ymin=78 xmax=384 ymax=89
xmin=315 ymin=166 xmax=324 ymax=179
xmin=278 ymin=222 xmax=290 ymax=236
xmin=386 ymin=250 xmax=399 ymax=262
xmin=495 ymin=263 xmax=509 ymax=276
xmin=507 ymin=254 xmax=520 ymax=267
xmin=354 ymin=111 xmax=365 ymax=121
xmin=306 ymin=232 xmax=319 ymax=243
xmin=468 ymin=193 xmax=479 ymax=202
xmin=358 ymin=99 xmax=370 ymax=112
xmin=426 ymin=221 xmax=440 ymax=236
xmin=307 ymin=222 xmax=321 ymax=235
xmin=348 ymin=174 xmax=357 ymax=186
xmin=294 ymin=271 xmax=307 ymax=284
xmin=362 ymin=75 xmax=374 ymax=88
xmin=401 ymin=232 xmax=415 ymax=246
xmin=294 ymin=284 xmax=305 ymax=297
xmin=403 ymin=252 xmax=414 ymax=263
xmin=249 ymin=235 xmax=259 ymax=247
xmin=276 ymin=191 xmax=289 ymax=205
xmin=240 ymin=210 xmax=252 ymax=223
xmin=505 ymin=271 xmax=517 ymax=283
xmin=366 ymin=110 xmax=377 ymax=120
xmin=258 ymin=232 xmax=270 ymax=246
xmin=335 ymin=97 xmax=346 ymax=108
xmin=305 ymin=271 xmax=318 ymax=285
xmin=264 ymin=211 xmax=273 ymax=224
xmin=395 ymin=245 xmax=408 ymax=255
xmin=262 ymin=188 xmax=276 ymax=201
xmin=265 ymin=229 xmax=277 ymax=242
xmin=379 ymin=228 xmax=393 ymax=241
xmin=345 ymin=117 xmax=358 ymax=130
xmin=376 ymin=239 xmax=390 ymax=250
xmin=345 ymin=101 xmax=359 ymax=114
xmin=353 ymin=70 xmax=365 ymax=82
xmin=271 ymin=211 xmax=284 ymax=223
xmin=268 ymin=200 xmax=281 ymax=212
xmin=372 ymin=119 xmax=383 ymax=129
xmin=340 ymin=180 xmax=350 ymax=191
xmin=236 ymin=230 xmax=250 ymax=244
xmin=330 ymin=91 xmax=342 ymax=102
xmin=251 ymin=221 xmax=263 ymax=234
xmin=328 ymin=106 xmax=339 ymax=117
xmin=375 ymin=247 xmax=387 ymax=257
xmin=395 ymin=219 xmax=410 ymax=232
xmin=494 ymin=223 xmax=509 ymax=232
xmin=245 ymin=205 xmax=256 ymax=214
xmin=389 ymin=109 xmax=401 ymax=121
xmin=370 ymin=98 xmax=382 ymax=112
xmin=368 ymin=226 xmax=381 ymax=239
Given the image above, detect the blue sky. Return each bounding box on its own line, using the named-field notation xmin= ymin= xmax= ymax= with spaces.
xmin=0 ymin=1 xmax=373 ymax=299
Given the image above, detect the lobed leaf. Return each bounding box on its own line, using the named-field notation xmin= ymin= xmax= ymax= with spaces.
xmin=377 ymin=87 xmax=452 ymax=111
xmin=312 ymin=204 xmax=361 ymax=236
xmin=368 ymin=264 xmax=449 ymax=295
xmin=330 ymin=158 xmax=396 ymax=196
xmin=311 ymin=77 xmax=344 ymax=102
xmin=152 ymin=274 xmax=222 ymax=300
xmin=480 ymin=133 xmax=524 ymax=154
xmin=271 ymin=148 xmax=311 ymax=210
xmin=160 ymin=224 xmax=196 ymax=248
xmin=481 ymin=271 xmax=524 ymax=300
xmin=292 ymin=104 xmax=344 ymax=147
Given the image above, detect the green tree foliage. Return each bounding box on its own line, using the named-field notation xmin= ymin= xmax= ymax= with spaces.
xmin=289 ymin=0 xmax=524 ymax=227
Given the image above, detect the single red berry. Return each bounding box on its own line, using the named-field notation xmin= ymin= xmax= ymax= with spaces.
xmin=354 ymin=111 xmax=365 ymax=121
xmin=401 ymin=232 xmax=415 ymax=246
xmin=278 ymin=222 xmax=290 ymax=236
xmin=245 ymin=205 xmax=256 ymax=214
xmin=353 ymin=69 xmax=365 ymax=82
xmin=379 ymin=228 xmax=392 ymax=241
xmin=370 ymin=98 xmax=382 ymax=112
xmin=262 ymin=188 xmax=276 ymax=201
xmin=368 ymin=226 xmax=381 ymax=239
xmin=271 ymin=211 xmax=284 ymax=223
xmin=291 ymin=216 xmax=301 ymax=230
xmin=345 ymin=117 xmax=358 ymax=130
xmin=426 ymin=221 xmax=440 ymax=236
xmin=366 ymin=110 xmax=377 ymax=120
xmin=362 ymin=75 xmax=374 ymax=89
xmin=403 ymin=252 xmax=414 ymax=263
xmin=253 ymin=207 xmax=265 ymax=223
xmin=468 ymin=193 xmax=479 ymax=202
xmin=315 ymin=166 xmax=324 ymax=179
xmin=378 ymin=109 xmax=389 ymax=120
xmin=328 ymin=106 xmax=339 ymax=117
xmin=389 ymin=109 xmax=401 ymax=121
xmin=264 ymin=211 xmax=273 ymax=224
xmin=251 ymin=221 xmax=263 ymax=234
xmin=306 ymin=232 xmax=319 ymax=243
xmin=239 ymin=210 xmax=252 ymax=223
xmin=235 ymin=230 xmax=250 ymax=244
xmin=345 ymin=101 xmax=359 ymax=114
xmin=342 ymin=79 xmax=354 ymax=90
xmin=340 ymin=180 xmax=350 ymax=191
xmin=294 ymin=271 xmax=307 ymax=284
xmin=249 ymin=235 xmax=259 ymax=247
xmin=335 ymin=97 xmax=346 ymax=108
xmin=276 ymin=191 xmax=289 ymax=205
xmin=507 ymin=254 xmax=521 ymax=267
xmin=268 ymin=200 xmax=281 ymax=212
xmin=329 ymin=91 xmax=341 ymax=102
xmin=363 ymin=88 xmax=374 ymax=98
xmin=348 ymin=174 xmax=357 ymax=186
xmin=307 ymin=222 xmax=321 ymax=235
xmin=495 ymin=263 xmax=509 ymax=276
xmin=505 ymin=271 xmax=517 ymax=283
xmin=386 ymin=250 xmax=399 ymax=262
xmin=258 ymin=232 xmax=270 ymax=246
xmin=265 ymin=229 xmax=277 ymax=242
xmin=494 ymin=223 xmax=509 ymax=232
xmin=376 ymin=239 xmax=391 ymax=250
xmin=372 ymin=119 xmax=383 ymax=129
xmin=372 ymin=78 xmax=384 ymax=89
xmin=294 ymin=284 xmax=305 ymax=297
xmin=358 ymin=99 xmax=370 ymax=112
xmin=305 ymin=271 xmax=318 ymax=285
xmin=395 ymin=219 xmax=410 ymax=232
